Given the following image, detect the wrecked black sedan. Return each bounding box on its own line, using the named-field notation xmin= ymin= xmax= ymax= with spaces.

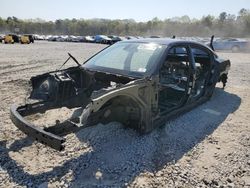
xmin=10 ymin=38 xmax=230 ymax=150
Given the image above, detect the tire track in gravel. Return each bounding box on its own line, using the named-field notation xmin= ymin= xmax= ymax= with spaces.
xmin=0 ymin=63 xmax=30 ymax=70
xmin=0 ymin=59 xmax=55 ymax=74
xmin=0 ymin=65 xmax=45 ymax=76
xmin=0 ymin=62 xmax=63 ymax=83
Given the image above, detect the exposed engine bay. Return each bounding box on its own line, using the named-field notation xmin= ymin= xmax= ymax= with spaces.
xmin=29 ymin=66 xmax=135 ymax=109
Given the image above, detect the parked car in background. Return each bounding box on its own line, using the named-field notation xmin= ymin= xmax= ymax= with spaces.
xmin=4 ymin=34 xmax=19 ymax=44
xmin=65 ymin=35 xmax=76 ymax=42
xmin=212 ymin=38 xmax=250 ymax=52
xmin=45 ymin=35 xmax=53 ymax=40
xmin=108 ymin=35 xmax=126 ymax=43
xmin=48 ymin=35 xmax=59 ymax=41
xmin=150 ymin=35 xmax=161 ymax=38
xmin=84 ymin=36 xmax=95 ymax=43
xmin=56 ymin=36 xmax=68 ymax=42
xmin=20 ymin=34 xmax=34 ymax=44
xmin=33 ymin=34 xmax=45 ymax=40
xmin=126 ymin=36 xmax=137 ymax=40
xmin=71 ymin=36 xmax=85 ymax=42
xmin=3 ymin=35 xmax=14 ymax=44
xmin=27 ymin=34 xmax=34 ymax=43
xmin=0 ymin=34 xmax=4 ymax=42
xmin=20 ymin=35 xmax=30 ymax=44
xmin=94 ymin=35 xmax=112 ymax=44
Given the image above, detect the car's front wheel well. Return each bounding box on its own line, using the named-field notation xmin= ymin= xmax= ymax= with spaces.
xmin=98 ymin=95 xmax=142 ymax=130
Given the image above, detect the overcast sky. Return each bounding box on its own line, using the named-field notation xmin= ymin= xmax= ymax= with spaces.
xmin=1 ymin=0 xmax=249 ymax=21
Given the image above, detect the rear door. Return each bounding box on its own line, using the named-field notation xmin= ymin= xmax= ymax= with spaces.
xmin=188 ymin=44 xmax=215 ymax=101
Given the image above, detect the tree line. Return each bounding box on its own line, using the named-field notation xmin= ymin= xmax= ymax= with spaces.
xmin=0 ymin=8 xmax=250 ymax=37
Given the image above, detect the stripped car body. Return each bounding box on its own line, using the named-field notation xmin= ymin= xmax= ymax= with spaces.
xmin=10 ymin=38 xmax=230 ymax=150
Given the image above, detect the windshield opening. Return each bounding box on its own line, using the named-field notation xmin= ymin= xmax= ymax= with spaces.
xmin=83 ymin=42 xmax=166 ymax=77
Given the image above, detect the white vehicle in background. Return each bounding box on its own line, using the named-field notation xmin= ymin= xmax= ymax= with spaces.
xmin=56 ymin=36 xmax=69 ymax=42
xmin=84 ymin=36 xmax=95 ymax=43
xmin=48 ymin=35 xmax=59 ymax=41
xmin=72 ymin=36 xmax=85 ymax=42
xmin=33 ymin=34 xmax=46 ymax=40
xmin=0 ymin=34 xmax=4 ymax=42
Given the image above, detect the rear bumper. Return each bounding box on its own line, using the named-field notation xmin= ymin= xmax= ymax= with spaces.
xmin=10 ymin=105 xmax=66 ymax=151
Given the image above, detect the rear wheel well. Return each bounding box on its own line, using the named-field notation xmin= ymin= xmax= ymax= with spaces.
xmin=219 ymin=73 xmax=228 ymax=88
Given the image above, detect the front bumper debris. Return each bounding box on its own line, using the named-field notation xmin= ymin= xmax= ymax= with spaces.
xmin=10 ymin=105 xmax=67 ymax=151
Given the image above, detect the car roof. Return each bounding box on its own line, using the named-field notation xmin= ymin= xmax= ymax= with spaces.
xmin=120 ymin=38 xmax=212 ymax=49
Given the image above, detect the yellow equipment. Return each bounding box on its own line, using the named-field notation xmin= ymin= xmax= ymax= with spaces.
xmin=4 ymin=35 xmax=14 ymax=44
xmin=20 ymin=35 xmax=30 ymax=44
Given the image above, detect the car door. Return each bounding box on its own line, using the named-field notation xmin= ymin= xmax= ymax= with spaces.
xmin=188 ymin=44 xmax=215 ymax=101
xmin=158 ymin=45 xmax=195 ymax=114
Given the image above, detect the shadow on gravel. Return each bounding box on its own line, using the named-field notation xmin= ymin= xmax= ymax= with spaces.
xmin=0 ymin=88 xmax=241 ymax=187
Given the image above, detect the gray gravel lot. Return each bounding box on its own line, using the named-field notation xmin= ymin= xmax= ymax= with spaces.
xmin=0 ymin=41 xmax=249 ymax=188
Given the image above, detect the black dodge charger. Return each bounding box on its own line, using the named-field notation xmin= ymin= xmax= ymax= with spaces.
xmin=10 ymin=38 xmax=230 ymax=150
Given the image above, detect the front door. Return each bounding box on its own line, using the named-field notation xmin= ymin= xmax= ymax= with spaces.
xmin=158 ymin=45 xmax=194 ymax=114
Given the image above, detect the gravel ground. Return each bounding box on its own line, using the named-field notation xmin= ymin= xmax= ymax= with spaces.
xmin=0 ymin=41 xmax=249 ymax=188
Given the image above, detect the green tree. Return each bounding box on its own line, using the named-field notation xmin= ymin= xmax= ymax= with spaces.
xmin=201 ymin=15 xmax=214 ymax=28
xmin=1 ymin=9 xmax=250 ymax=37
xmin=219 ymin=12 xmax=227 ymax=23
